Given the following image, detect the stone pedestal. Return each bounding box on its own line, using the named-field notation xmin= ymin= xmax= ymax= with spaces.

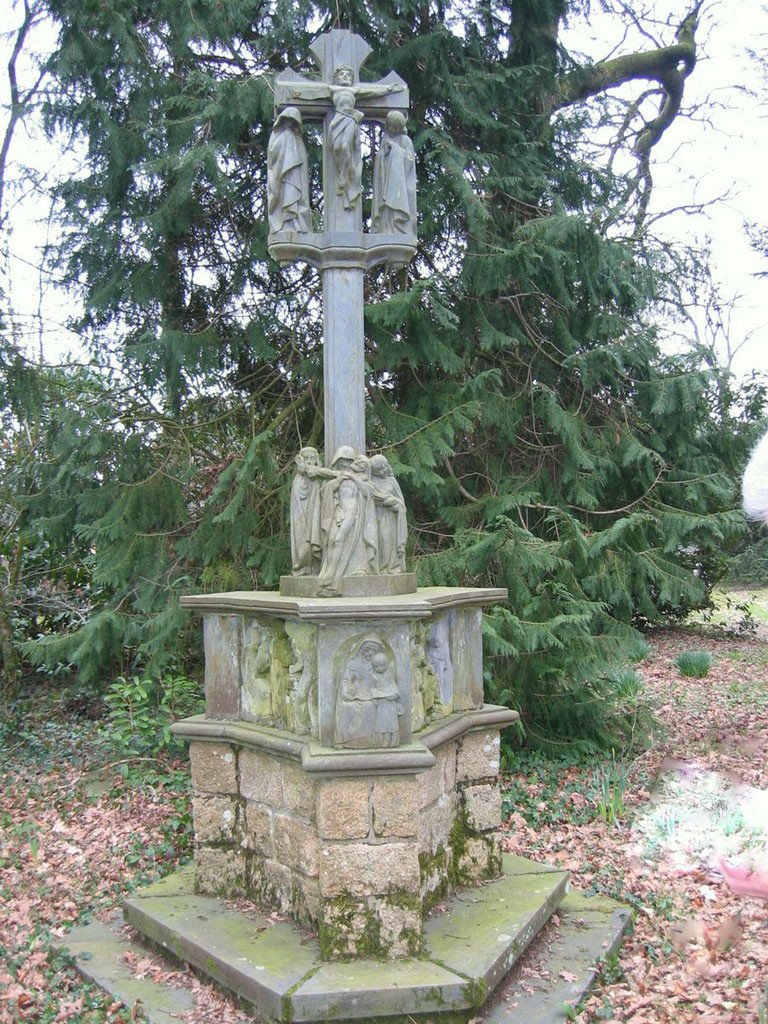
xmin=175 ymin=587 xmax=517 ymax=960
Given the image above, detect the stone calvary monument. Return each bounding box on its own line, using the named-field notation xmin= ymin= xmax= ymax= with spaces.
xmin=169 ymin=29 xmax=520 ymax=950
xmin=61 ymin=29 xmax=628 ymax=1024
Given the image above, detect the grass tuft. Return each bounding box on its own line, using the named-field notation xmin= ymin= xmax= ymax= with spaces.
xmin=674 ymin=650 xmax=712 ymax=678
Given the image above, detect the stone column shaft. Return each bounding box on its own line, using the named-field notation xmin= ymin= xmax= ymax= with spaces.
xmin=322 ymin=265 xmax=366 ymax=458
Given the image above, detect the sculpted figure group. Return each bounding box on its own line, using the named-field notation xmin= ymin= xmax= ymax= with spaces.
xmin=290 ymin=446 xmax=407 ymax=596
xmin=267 ymin=64 xmax=417 ymax=234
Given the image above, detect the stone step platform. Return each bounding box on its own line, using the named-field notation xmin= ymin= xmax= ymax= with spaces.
xmin=485 ymin=890 xmax=632 ymax=1023
xmin=60 ymin=854 xmax=568 ymax=1023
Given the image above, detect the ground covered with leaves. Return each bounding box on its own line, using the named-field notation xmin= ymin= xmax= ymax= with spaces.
xmin=503 ymin=627 xmax=768 ymax=1023
xmin=2 ymin=624 xmax=767 ymax=1024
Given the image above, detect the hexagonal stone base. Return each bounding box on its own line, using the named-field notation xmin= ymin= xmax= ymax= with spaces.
xmin=57 ymin=856 xmax=634 ymax=1024
xmin=106 ymin=854 xmax=570 ymax=1022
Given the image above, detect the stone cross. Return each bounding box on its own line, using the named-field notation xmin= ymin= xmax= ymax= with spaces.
xmin=269 ymin=29 xmax=416 ymax=461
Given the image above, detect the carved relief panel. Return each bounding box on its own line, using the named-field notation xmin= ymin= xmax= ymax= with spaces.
xmin=317 ymin=621 xmax=412 ymax=748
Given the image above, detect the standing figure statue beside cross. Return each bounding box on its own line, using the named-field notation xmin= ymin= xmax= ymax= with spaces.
xmin=269 ymin=30 xmax=418 ymax=598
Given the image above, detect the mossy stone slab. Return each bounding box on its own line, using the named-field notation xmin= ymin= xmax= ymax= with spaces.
xmin=124 ymin=891 xmax=315 ymax=1019
xmin=424 ymin=854 xmax=569 ymax=995
xmin=133 ymin=864 xmax=196 ymax=898
xmin=485 ymin=889 xmax=632 ymax=1023
xmin=290 ymin=958 xmax=468 ymax=1022
xmin=118 ymin=854 xmax=575 ymax=1022
xmin=56 ymin=915 xmax=198 ymax=1024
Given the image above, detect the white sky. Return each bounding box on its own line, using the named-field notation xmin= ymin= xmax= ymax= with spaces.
xmin=1 ymin=2 xmax=767 ymax=379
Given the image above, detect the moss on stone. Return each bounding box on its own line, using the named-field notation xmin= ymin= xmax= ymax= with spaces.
xmin=319 ymin=893 xmax=383 ymax=961
xmin=384 ymin=890 xmax=421 ymax=913
xmin=290 ymin=878 xmax=319 ymax=929
xmin=419 ymin=845 xmax=451 ymax=912
xmin=397 ymin=924 xmax=422 ymax=958
xmin=447 ymin=807 xmax=472 ymax=888
xmin=460 ymin=977 xmax=488 ymax=1007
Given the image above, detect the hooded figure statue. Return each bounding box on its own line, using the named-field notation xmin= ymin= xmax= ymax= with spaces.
xmin=317 ymin=447 xmax=378 ymax=596
xmin=267 ymin=107 xmax=312 ymax=233
xmin=372 ymin=111 xmax=417 ymax=234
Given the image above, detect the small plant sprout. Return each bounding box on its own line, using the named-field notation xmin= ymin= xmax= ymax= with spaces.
xmin=591 ymin=756 xmax=630 ymax=827
xmin=674 ymin=650 xmax=712 ymax=678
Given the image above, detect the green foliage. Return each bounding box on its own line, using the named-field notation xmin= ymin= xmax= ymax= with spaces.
xmin=728 ymin=530 xmax=768 ymax=586
xmin=104 ymin=672 xmax=203 ymax=753
xmin=674 ymin=650 xmax=712 ymax=678
xmin=590 ymin=756 xmax=631 ymax=826
xmin=0 ymin=1 xmax=761 ymax=745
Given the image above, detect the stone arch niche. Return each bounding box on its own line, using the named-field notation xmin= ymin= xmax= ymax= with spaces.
xmin=332 ymin=633 xmax=403 ymax=749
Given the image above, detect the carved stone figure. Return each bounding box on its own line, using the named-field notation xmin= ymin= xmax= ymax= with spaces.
xmin=318 ymin=447 xmax=378 ymax=596
xmin=282 ymin=62 xmax=404 ymax=112
xmin=329 ymin=88 xmax=364 ymax=211
xmin=267 ymin=107 xmax=311 ymax=234
xmin=285 ymin=620 xmax=318 ymax=734
xmin=369 ymin=454 xmax=407 ymax=573
xmin=334 ymin=635 xmax=402 ymax=748
xmin=290 ymin=447 xmax=334 ymax=576
xmin=372 ymin=111 xmax=417 ymax=235
xmin=410 ymin=622 xmax=438 ymax=733
xmin=427 ymin=616 xmax=454 ymax=708
xmin=241 ymin=621 xmax=274 ymax=721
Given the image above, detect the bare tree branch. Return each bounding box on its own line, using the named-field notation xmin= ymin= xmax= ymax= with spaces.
xmin=553 ymin=3 xmax=703 ymax=161
xmin=0 ymin=0 xmax=49 ymax=227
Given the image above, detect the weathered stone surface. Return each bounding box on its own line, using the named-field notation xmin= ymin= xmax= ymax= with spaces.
xmin=320 ymin=890 xmax=422 ymax=961
xmin=241 ymin=619 xmax=276 ymax=723
xmin=282 ymin=761 xmax=317 ymax=820
xmin=317 ymin=619 xmax=412 ymax=748
xmin=319 ymin=896 xmax=375 ymax=959
xmin=242 ymin=800 xmax=273 ymax=855
xmin=294 ymin=876 xmax=321 ymax=926
xmin=456 ymin=835 xmax=502 ymax=884
xmin=239 ymin=747 xmax=284 ymax=807
xmin=251 ymin=857 xmax=293 ymax=914
xmin=424 ymin=855 xmax=570 ymax=997
xmin=280 ymin=572 xmax=418 ymax=598
xmin=195 ymin=846 xmax=247 ymax=897
xmin=274 ymin=813 xmax=320 ymax=877
xmin=317 ymin=778 xmax=370 ymax=839
xmin=417 ymin=741 xmax=456 ymax=809
xmin=54 ymin=915 xmax=197 ymax=1024
xmin=376 ymin=897 xmax=421 ymax=959
xmin=456 ymin=729 xmax=500 ymax=782
xmin=450 ymin=606 xmax=485 ymax=710
xmin=123 ymin=884 xmax=313 ymax=1021
xmin=439 ymin=739 xmax=458 ymax=793
xmin=191 ymin=795 xmax=238 ymax=845
xmin=319 ymin=841 xmax=419 ymax=897
xmin=115 ymin=853 xmax=607 ymax=1020
xmin=372 ymin=777 xmax=418 ymax=837
xmin=189 ymin=742 xmax=238 ymax=795
xmin=417 ymin=761 xmax=443 ymax=810
xmin=203 ymin=614 xmax=240 ymax=718
xmin=418 ymin=792 xmax=455 ymax=855
xmin=487 ymin=890 xmax=632 ymax=1024
xmin=462 ymin=782 xmax=502 ymax=833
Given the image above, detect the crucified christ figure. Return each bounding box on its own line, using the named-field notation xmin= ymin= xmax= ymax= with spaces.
xmin=283 ymin=65 xmax=404 ymax=211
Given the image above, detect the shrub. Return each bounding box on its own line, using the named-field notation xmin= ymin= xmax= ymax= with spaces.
xmin=674 ymin=650 xmax=712 ymax=678
xmin=104 ymin=673 xmax=204 ymax=754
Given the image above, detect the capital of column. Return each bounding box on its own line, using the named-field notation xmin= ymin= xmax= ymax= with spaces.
xmin=268 ymin=230 xmax=417 ymax=271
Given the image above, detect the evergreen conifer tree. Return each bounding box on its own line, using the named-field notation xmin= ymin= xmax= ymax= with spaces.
xmin=5 ymin=0 xmax=755 ymax=745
